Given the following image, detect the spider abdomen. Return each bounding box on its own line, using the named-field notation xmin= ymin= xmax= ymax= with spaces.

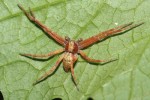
xmin=63 ymin=52 xmax=78 ymax=72
xmin=63 ymin=53 xmax=73 ymax=72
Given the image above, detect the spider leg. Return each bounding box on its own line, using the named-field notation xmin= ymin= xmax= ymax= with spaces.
xmin=20 ymin=48 xmax=64 ymax=59
xmin=18 ymin=4 xmax=35 ymax=21
xmin=29 ymin=7 xmax=35 ymax=18
xmin=79 ymin=22 xmax=144 ymax=49
xmin=18 ymin=4 xmax=65 ymax=46
xmin=79 ymin=50 xmax=117 ymax=63
xmin=33 ymin=54 xmax=64 ymax=85
xmin=70 ymin=64 xmax=79 ymax=90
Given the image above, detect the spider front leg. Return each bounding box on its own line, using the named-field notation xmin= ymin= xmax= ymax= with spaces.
xmin=33 ymin=54 xmax=64 ymax=85
xmin=18 ymin=4 xmax=35 ymax=22
xmin=18 ymin=4 xmax=65 ymax=46
xmin=78 ymin=22 xmax=144 ymax=49
xmin=20 ymin=48 xmax=64 ymax=59
xmin=79 ymin=50 xmax=117 ymax=63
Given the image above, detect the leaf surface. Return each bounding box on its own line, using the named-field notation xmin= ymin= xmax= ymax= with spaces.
xmin=0 ymin=0 xmax=150 ymax=100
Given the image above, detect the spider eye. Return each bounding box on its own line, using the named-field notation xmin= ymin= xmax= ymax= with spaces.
xmin=65 ymin=36 xmax=70 ymax=41
xmin=77 ymin=38 xmax=83 ymax=42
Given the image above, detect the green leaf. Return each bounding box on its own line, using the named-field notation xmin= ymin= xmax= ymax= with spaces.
xmin=0 ymin=0 xmax=150 ymax=100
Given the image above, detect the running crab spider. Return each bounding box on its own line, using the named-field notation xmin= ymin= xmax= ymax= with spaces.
xmin=18 ymin=4 xmax=144 ymax=86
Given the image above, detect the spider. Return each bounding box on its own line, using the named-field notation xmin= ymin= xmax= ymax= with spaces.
xmin=18 ymin=4 xmax=144 ymax=86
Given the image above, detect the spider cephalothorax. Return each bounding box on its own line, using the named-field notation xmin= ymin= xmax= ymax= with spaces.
xmin=18 ymin=4 xmax=144 ymax=87
xmin=64 ymin=38 xmax=79 ymax=54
